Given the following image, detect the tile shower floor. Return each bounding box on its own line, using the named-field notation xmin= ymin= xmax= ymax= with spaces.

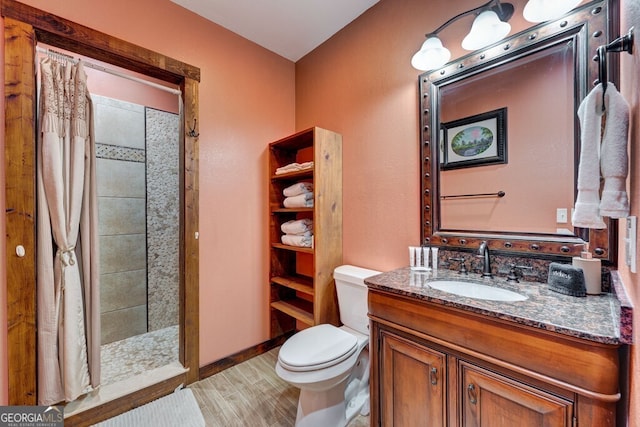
xmin=101 ymin=325 xmax=179 ymax=386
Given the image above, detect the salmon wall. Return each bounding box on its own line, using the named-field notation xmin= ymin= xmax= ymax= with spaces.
xmin=295 ymin=0 xmax=543 ymax=271
xmin=0 ymin=0 xmax=295 ymax=402
xmin=2 ymin=0 xmax=638 ymax=421
xmin=296 ymin=0 xmax=637 ymax=422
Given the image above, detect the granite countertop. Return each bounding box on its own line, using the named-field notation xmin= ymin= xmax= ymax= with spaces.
xmin=365 ymin=267 xmax=631 ymax=345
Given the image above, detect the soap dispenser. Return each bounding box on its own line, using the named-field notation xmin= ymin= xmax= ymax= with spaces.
xmin=572 ymin=244 xmax=601 ymax=295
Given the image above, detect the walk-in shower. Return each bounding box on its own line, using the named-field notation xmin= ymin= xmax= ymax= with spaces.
xmin=93 ymin=94 xmax=180 ymax=386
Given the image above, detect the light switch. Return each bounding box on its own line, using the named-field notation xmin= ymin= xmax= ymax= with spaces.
xmin=556 ymin=208 xmax=568 ymax=223
xmin=625 ymin=216 xmax=637 ymax=273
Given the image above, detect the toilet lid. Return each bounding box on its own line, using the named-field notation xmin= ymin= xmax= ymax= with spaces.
xmin=279 ymin=324 xmax=358 ymax=372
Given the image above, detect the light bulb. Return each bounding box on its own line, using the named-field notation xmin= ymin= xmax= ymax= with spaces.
xmin=462 ymin=10 xmax=511 ymax=51
xmin=411 ymin=36 xmax=451 ymax=71
xmin=523 ymin=0 xmax=582 ymax=23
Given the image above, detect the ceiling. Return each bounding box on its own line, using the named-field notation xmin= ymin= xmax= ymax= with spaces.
xmin=170 ymin=0 xmax=380 ymax=62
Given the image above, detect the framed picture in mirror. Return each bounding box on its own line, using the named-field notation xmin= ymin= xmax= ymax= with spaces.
xmin=441 ymin=107 xmax=507 ymax=170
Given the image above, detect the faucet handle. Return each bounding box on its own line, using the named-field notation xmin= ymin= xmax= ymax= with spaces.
xmin=506 ymin=264 xmax=533 ymax=282
xmin=449 ymin=257 xmax=468 ymax=275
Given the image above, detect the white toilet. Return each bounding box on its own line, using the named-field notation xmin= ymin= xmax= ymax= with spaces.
xmin=275 ymin=265 xmax=380 ymax=427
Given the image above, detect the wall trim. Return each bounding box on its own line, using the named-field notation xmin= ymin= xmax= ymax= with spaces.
xmin=199 ymin=334 xmax=292 ymax=380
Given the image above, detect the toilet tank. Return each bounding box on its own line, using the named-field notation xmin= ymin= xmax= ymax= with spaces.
xmin=333 ymin=265 xmax=381 ymax=335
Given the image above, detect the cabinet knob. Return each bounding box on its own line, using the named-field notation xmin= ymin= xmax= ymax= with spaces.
xmin=430 ymin=367 xmax=438 ymax=386
xmin=467 ymin=383 xmax=478 ymax=404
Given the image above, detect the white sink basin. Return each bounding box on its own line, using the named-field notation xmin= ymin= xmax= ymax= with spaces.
xmin=429 ymin=280 xmax=527 ymax=302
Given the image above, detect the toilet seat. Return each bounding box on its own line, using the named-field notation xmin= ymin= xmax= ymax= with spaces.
xmin=278 ymin=324 xmax=358 ymax=372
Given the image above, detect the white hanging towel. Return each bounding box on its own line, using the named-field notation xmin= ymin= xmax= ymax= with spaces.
xmin=599 ymin=82 xmax=630 ymax=218
xmin=572 ymin=83 xmax=606 ymax=229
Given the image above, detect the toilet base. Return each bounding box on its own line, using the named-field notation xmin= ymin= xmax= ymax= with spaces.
xmin=295 ymin=384 xmax=369 ymax=427
xmin=294 ymin=349 xmax=370 ymax=427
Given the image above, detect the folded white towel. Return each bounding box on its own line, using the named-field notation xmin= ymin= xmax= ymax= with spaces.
xmin=281 ymin=234 xmax=313 ymax=248
xmin=298 ymin=161 xmax=313 ymax=169
xmin=275 ymin=161 xmax=314 ymax=175
xmin=283 ymin=192 xmax=313 ymax=208
xmin=283 ymin=182 xmax=313 ymax=197
xmin=572 ymin=83 xmax=606 ymax=229
xmin=281 ymin=219 xmax=313 ymax=235
xmin=599 ymin=83 xmax=630 ymax=218
xmin=283 ymin=230 xmax=312 ymax=238
xmin=275 ymin=162 xmax=301 ymax=175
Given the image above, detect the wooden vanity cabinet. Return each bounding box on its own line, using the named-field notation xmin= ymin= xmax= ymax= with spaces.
xmin=380 ymin=331 xmax=447 ymax=426
xmin=460 ymin=362 xmax=573 ymax=427
xmin=369 ymin=289 xmax=621 ymax=427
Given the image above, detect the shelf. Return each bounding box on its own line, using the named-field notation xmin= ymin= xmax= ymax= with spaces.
xmin=271 ymin=274 xmax=314 ymax=296
xmin=268 ymin=127 xmax=342 ymax=338
xmin=272 ymin=243 xmax=314 ymax=254
xmin=271 ymin=169 xmax=313 ymax=181
xmin=271 ymin=299 xmax=314 ymax=326
xmin=271 ymin=207 xmax=314 ymax=214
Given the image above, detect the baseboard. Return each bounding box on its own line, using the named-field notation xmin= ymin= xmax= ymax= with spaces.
xmin=198 ymin=333 xmax=294 ymax=380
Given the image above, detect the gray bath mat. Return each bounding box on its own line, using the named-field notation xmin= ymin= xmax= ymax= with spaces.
xmin=94 ymin=388 xmax=204 ymax=427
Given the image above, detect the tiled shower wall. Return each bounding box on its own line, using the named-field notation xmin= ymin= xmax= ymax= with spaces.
xmin=146 ymin=108 xmax=180 ymax=332
xmin=94 ymin=94 xmax=179 ymax=345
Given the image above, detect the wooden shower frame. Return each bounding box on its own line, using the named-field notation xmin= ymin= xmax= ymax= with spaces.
xmin=2 ymin=1 xmax=200 ymax=424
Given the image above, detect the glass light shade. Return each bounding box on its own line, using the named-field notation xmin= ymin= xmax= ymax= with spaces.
xmin=523 ymin=0 xmax=582 ymax=23
xmin=461 ymin=10 xmax=511 ymax=51
xmin=411 ymin=36 xmax=451 ymax=71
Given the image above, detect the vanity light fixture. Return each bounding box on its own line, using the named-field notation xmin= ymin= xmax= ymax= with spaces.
xmin=411 ymin=0 xmax=514 ymax=71
xmin=412 ymin=0 xmax=583 ymax=71
xmin=461 ymin=9 xmax=512 ymax=50
xmin=523 ymin=0 xmax=582 ymax=23
xmin=411 ymin=36 xmax=452 ymax=71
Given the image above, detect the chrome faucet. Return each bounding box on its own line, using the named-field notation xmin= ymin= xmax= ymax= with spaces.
xmin=477 ymin=241 xmax=492 ymax=278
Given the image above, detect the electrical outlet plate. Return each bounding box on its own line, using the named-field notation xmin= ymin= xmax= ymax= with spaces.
xmin=556 ymin=208 xmax=568 ymax=223
xmin=625 ymin=216 xmax=637 ymax=273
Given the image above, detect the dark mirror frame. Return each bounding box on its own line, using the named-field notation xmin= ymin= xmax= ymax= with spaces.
xmin=419 ymin=0 xmax=619 ymax=263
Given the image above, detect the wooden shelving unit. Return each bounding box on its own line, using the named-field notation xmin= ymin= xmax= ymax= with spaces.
xmin=268 ymin=127 xmax=343 ymax=337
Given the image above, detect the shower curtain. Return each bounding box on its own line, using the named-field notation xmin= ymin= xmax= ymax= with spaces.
xmin=36 ymin=56 xmax=101 ymax=405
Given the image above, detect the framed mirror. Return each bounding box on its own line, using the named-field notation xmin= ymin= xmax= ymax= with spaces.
xmin=420 ymin=0 xmax=619 ymax=262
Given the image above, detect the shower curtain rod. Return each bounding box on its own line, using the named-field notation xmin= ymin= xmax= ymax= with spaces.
xmin=36 ymin=45 xmax=182 ymax=96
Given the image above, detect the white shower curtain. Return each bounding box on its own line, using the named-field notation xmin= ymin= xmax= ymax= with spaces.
xmin=36 ymin=56 xmax=101 ymax=405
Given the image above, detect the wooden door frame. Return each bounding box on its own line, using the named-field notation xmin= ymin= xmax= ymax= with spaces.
xmin=3 ymin=0 xmax=200 ymax=423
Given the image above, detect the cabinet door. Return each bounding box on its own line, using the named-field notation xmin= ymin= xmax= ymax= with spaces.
xmin=380 ymin=331 xmax=447 ymax=427
xmin=460 ymin=362 xmax=573 ymax=427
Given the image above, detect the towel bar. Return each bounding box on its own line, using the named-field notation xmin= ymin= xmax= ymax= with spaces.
xmin=595 ymin=27 xmax=634 ymax=107
xmin=441 ymin=191 xmax=505 ymax=200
